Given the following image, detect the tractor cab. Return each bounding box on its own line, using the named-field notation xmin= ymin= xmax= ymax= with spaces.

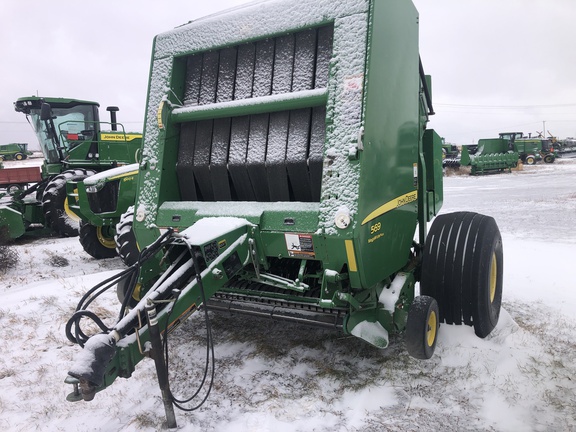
xmin=15 ymin=97 xmax=101 ymax=174
xmin=14 ymin=96 xmax=141 ymax=176
xmin=499 ymin=132 xmax=524 ymax=142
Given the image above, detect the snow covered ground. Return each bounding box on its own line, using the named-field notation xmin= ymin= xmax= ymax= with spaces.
xmin=0 ymin=159 xmax=575 ymax=431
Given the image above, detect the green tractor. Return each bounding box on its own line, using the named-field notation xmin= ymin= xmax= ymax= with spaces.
xmin=499 ymin=132 xmax=556 ymax=164
xmin=66 ymin=0 xmax=504 ymax=425
xmin=66 ymin=163 xmax=140 ymax=262
xmin=0 ymin=97 xmax=142 ymax=240
xmin=0 ymin=143 xmax=33 ymax=161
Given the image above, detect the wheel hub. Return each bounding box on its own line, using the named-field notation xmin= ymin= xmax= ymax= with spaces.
xmin=426 ymin=310 xmax=437 ymax=347
xmin=489 ymin=252 xmax=497 ymax=303
xmin=96 ymin=226 xmax=117 ymax=249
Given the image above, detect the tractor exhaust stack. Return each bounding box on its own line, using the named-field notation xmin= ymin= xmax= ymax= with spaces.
xmin=106 ymin=106 xmax=119 ymax=131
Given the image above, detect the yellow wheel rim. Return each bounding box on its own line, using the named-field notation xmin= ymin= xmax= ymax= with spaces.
xmin=96 ymin=226 xmax=117 ymax=249
xmin=132 ymin=283 xmax=142 ymax=301
xmin=63 ymin=188 xmax=81 ymax=222
xmin=427 ymin=310 xmax=437 ymax=347
xmin=489 ymin=252 xmax=497 ymax=303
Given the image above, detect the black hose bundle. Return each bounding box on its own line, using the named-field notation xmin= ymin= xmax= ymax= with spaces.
xmin=65 ymin=227 xmax=215 ymax=411
xmin=65 ymin=229 xmax=174 ymax=347
xmin=164 ymin=249 xmax=215 ymax=412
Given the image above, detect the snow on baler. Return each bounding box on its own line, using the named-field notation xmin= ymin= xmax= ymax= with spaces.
xmin=66 ymin=0 xmax=504 ymax=426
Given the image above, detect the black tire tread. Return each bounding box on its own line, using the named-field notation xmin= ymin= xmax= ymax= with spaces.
xmin=420 ymin=211 xmax=503 ymax=339
xmin=79 ymin=222 xmax=118 ymax=260
xmin=115 ymin=206 xmax=139 ymax=266
xmin=406 ymin=295 xmax=439 ymax=360
xmin=42 ymin=169 xmax=96 ymax=237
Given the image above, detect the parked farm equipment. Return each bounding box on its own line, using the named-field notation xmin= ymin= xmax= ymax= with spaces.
xmin=0 ymin=143 xmax=33 ymax=161
xmin=450 ymin=131 xmax=558 ymax=174
xmin=556 ymin=138 xmax=576 ymax=158
xmin=442 ymin=141 xmax=460 ymax=168
xmin=460 ymin=138 xmax=519 ymax=175
xmin=0 ymin=165 xmax=41 ymax=194
xmin=499 ymin=132 xmax=556 ymax=164
xmin=65 ymin=0 xmax=504 ymax=426
xmin=0 ymin=97 xmax=141 ymax=243
xmin=66 ymin=163 xmax=140 ymax=261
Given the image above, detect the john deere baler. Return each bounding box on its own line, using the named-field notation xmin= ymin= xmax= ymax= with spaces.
xmin=67 ymin=0 xmax=503 ymax=424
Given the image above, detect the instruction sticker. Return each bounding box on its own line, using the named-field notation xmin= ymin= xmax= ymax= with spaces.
xmin=285 ymin=233 xmax=315 ymax=258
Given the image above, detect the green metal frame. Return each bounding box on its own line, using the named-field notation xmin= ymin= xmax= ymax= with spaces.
xmin=68 ymin=0 xmax=445 ymax=399
xmin=460 ymin=138 xmax=519 ymax=175
xmin=66 ymin=164 xmax=139 ymax=227
xmin=135 ymin=0 xmax=442 ymax=344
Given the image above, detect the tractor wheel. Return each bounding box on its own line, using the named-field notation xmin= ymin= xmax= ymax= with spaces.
xmin=79 ymin=222 xmax=118 ymax=260
xmin=420 ymin=212 xmax=503 ymax=338
xmin=543 ymin=154 xmax=555 ymax=164
xmin=525 ymin=155 xmax=536 ymax=165
xmin=42 ymin=169 xmax=96 ymax=237
xmin=116 ymin=277 xmax=141 ymax=308
xmin=115 ymin=206 xmax=139 ymax=266
xmin=7 ymin=184 xmax=23 ymax=194
xmin=14 ymin=153 xmax=24 ymax=161
xmin=405 ymin=295 xmax=439 ymax=359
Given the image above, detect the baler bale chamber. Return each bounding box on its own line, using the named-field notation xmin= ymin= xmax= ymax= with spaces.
xmin=67 ymin=0 xmax=503 ymax=417
xmin=137 ymin=0 xmax=440 ymax=347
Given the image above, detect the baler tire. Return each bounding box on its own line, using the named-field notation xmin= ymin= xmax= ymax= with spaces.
xmin=79 ymin=222 xmax=118 ymax=260
xmin=42 ymin=169 xmax=96 ymax=237
xmin=115 ymin=206 xmax=139 ymax=267
xmin=525 ymin=155 xmax=536 ymax=165
xmin=421 ymin=212 xmax=478 ymax=325
xmin=14 ymin=153 xmax=24 ymax=161
xmin=469 ymin=216 xmax=503 ymax=338
xmin=405 ymin=295 xmax=439 ymax=360
xmin=420 ymin=212 xmax=503 ymax=338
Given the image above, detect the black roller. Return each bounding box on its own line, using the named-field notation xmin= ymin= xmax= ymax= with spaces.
xmin=176 ymin=24 xmax=334 ymax=203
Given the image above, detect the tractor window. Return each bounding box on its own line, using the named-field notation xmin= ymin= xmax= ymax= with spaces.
xmin=53 ymin=111 xmax=90 ymax=151
xmin=29 ymin=113 xmax=60 ymax=164
xmin=28 ymin=105 xmax=97 ymax=163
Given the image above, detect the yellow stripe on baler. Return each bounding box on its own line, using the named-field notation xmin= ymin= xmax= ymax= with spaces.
xmin=345 ymin=239 xmax=358 ymax=272
xmin=361 ymin=190 xmax=418 ymax=225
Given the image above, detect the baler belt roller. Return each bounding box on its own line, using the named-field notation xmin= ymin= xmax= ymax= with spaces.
xmin=175 ymin=24 xmax=333 ymax=204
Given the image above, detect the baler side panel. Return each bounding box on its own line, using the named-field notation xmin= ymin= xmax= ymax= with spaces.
xmin=355 ymin=0 xmax=420 ymax=288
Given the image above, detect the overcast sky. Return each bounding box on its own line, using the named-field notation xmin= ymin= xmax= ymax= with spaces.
xmin=1 ymin=0 xmax=575 ymax=149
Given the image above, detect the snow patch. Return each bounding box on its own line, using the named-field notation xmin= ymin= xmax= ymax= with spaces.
xmin=84 ymin=163 xmax=139 ymax=185
xmin=179 ymin=217 xmax=253 ymax=245
xmin=379 ymin=273 xmax=407 ymax=312
xmin=350 ymin=320 xmax=389 ymax=348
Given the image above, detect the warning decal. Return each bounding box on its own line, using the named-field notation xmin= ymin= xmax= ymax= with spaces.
xmin=285 ymin=233 xmax=315 ymax=258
